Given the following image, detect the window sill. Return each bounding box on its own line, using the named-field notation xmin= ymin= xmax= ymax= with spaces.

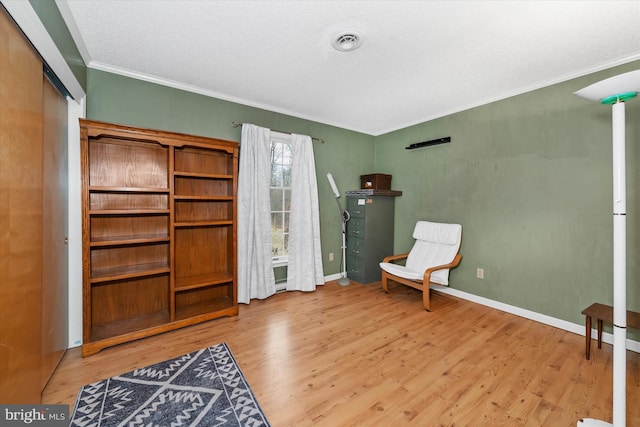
xmin=272 ymin=258 xmax=288 ymax=268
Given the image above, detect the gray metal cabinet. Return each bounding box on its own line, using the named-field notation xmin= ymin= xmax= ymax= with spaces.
xmin=345 ymin=191 xmax=401 ymax=284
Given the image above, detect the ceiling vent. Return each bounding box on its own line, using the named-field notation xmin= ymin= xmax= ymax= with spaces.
xmin=332 ymin=32 xmax=362 ymax=52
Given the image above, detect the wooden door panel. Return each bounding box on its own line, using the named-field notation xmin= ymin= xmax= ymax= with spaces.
xmin=41 ymin=76 xmax=69 ymax=389
xmin=0 ymin=8 xmax=44 ymax=403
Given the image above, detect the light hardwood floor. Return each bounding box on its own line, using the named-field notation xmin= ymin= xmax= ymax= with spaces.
xmin=44 ymin=281 xmax=640 ymax=426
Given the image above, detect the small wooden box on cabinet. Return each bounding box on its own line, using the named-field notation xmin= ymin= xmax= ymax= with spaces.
xmin=360 ymin=173 xmax=392 ymax=190
xmin=80 ymin=119 xmax=239 ymax=356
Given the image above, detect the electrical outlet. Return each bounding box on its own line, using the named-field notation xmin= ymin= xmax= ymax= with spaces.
xmin=476 ymin=268 xmax=484 ymax=279
xmin=329 ymin=252 xmax=334 ymax=261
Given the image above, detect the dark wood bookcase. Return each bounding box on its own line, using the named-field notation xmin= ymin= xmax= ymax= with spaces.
xmin=80 ymin=119 xmax=238 ymax=356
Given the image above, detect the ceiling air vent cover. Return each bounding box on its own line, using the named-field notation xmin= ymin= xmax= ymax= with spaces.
xmin=332 ymin=32 xmax=362 ymax=52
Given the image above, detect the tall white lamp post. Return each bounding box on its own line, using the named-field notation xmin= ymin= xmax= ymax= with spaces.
xmin=327 ymin=173 xmax=351 ymax=286
xmin=574 ymin=69 xmax=640 ymax=427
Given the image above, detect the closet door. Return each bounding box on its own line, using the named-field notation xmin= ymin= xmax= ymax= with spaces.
xmin=41 ymin=76 xmax=69 ymax=389
xmin=0 ymin=8 xmax=45 ymax=403
xmin=0 ymin=7 xmax=69 ymax=402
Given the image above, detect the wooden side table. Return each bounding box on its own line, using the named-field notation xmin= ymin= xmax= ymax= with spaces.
xmin=581 ymin=303 xmax=640 ymax=360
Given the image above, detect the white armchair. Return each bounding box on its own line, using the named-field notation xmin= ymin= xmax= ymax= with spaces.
xmin=379 ymin=221 xmax=462 ymax=311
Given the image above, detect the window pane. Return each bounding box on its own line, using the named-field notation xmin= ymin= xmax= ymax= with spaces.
xmin=270 ymin=189 xmax=283 ymax=211
xmin=271 ymin=142 xmax=282 ymax=163
xmin=271 ymin=164 xmax=283 ymax=187
xmin=271 ymin=212 xmax=283 ymax=257
xmin=284 ymin=189 xmax=291 ymax=210
xmin=283 ymin=233 xmax=289 ymax=255
xmin=284 ymin=212 xmax=289 ymax=233
xmin=272 ymin=212 xmax=283 ymax=230
xmin=282 ymin=143 xmax=292 ymax=163
xmin=282 ymin=163 xmax=292 ymax=187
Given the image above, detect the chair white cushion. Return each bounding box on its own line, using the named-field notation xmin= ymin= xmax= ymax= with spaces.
xmin=380 ymin=221 xmax=461 ymax=286
xmin=412 ymin=221 xmax=461 ymax=245
xmin=380 ymin=262 xmax=449 ymax=284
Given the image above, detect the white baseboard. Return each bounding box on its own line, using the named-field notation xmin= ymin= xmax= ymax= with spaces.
xmin=324 ymin=273 xmax=344 ymax=282
xmin=433 ymin=285 xmax=640 ymax=354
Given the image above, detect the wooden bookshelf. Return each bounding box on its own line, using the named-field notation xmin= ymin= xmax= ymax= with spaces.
xmin=80 ymin=119 xmax=238 ymax=356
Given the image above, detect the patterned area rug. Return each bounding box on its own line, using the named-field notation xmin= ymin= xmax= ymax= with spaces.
xmin=70 ymin=343 xmax=270 ymax=426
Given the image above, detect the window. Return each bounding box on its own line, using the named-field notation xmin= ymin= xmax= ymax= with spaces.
xmin=270 ymin=134 xmax=291 ymax=265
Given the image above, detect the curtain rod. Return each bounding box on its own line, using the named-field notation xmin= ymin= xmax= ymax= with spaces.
xmin=231 ymin=121 xmax=325 ymax=144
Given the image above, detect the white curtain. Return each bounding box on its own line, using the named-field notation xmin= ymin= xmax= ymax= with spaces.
xmin=287 ymin=133 xmax=325 ymax=291
xmin=237 ymin=124 xmax=276 ymax=303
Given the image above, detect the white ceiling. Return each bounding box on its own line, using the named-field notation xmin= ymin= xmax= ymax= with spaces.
xmin=57 ymin=0 xmax=640 ymax=136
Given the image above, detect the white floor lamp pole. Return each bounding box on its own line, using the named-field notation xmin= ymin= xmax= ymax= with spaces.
xmin=575 ymin=69 xmax=640 ymax=427
xmin=327 ymin=173 xmax=351 ymax=286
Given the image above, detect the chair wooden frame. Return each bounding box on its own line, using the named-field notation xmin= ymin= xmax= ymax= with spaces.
xmin=381 ymin=252 xmax=462 ymax=311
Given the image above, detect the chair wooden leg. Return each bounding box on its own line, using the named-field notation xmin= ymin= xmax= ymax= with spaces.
xmin=422 ymin=286 xmax=431 ymax=311
xmin=585 ymin=315 xmax=592 ymax=360
xmin=597 ymin=319 xmax=603 ymax=349
xmin=381 ymin=272 xmax=389 ymax=293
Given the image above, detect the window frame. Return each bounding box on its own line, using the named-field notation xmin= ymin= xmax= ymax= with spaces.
xmin=269 ymin=132 xmax=292 ymax=266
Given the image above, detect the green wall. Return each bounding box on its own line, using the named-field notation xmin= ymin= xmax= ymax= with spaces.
xmin=374 ymin=61 xmax=640 ymax=333
xmin=88 ymin=62 xmax=640 ymax=335
xmin=86 ymin=68 xmax=375 ymax=275
xmin=30 ymin=0 xmax=86 ymax=91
